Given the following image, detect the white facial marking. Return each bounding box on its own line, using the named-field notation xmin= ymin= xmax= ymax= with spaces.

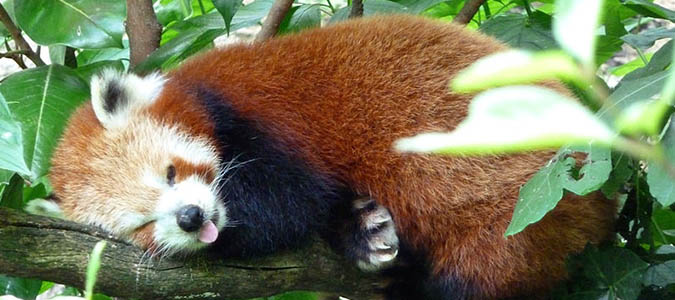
xmin=154 ymin=175 xmax=227 ymax=254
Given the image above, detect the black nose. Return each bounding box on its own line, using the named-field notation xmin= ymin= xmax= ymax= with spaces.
xmin=176 ymin=205 xmax=204 ymax=232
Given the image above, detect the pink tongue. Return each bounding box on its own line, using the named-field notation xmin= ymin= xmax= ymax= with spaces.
xmin=198 ymin=220 xmax=219 ymax=244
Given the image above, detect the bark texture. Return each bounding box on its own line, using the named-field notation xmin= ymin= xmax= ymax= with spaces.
xmin=255 ymin=0 xmax=294 ymax=42
xmin=0 ymin=208 xmax=384 ymax=299
xmin=126 ymin=0 xmax=162 ymax=70
xmin=453 ymin=0 xmax=487 ymax=25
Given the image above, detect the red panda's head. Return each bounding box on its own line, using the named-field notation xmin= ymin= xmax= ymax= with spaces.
xmin=47 ymin=70 xmax=226 ymax=256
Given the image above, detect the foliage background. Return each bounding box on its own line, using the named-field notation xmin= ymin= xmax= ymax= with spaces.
xmin=0 ymin=0 xmax=674 ymax=299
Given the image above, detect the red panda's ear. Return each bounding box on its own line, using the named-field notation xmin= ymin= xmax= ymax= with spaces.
xmin=90 ymin=69 xmax=165 ymax=129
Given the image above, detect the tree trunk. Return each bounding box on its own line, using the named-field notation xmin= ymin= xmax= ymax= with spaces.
xmin=0 ymin=208 xmax=384 ymax=299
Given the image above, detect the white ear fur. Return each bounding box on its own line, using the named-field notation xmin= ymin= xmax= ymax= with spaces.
xmin=90 ymin=69 xmax=166 ymax=129
xmin=25 ymin=199 xmax=64 ymax=219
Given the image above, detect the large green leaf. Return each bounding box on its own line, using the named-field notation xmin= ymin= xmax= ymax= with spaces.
xmin=279 ymin=4 xmax=321 ymax=34
xmin=480 ymin=12 xmax=557 ymax=50
xmin=505 ymin=145 xmax=612 ymax=236
xmin=0 ymin=91 xmax=30 ymax=176
xmin=72 ymin=60 xmax=126 ymax=85
xmin=621 ymin=40 xmax=673 ymax=83
xmin=624 ymin=0 xmax=675 ymax=21
xmin=0 ymin=275 xmax=42 ymax=300
xmin=229 ymin=0 xmax=275 ymax=28
xmin=330 ymin=0 xmax=409 ymax=22
xmin=154 ymin=0 xmax=193 ymax=26
xmin=553 ymin=0 xmax=603 ymax=66
xmin=607 ymin=70 xmax=670 ymax=113
xmin=396 ymin=86 xmax=616 ymax=155
xmin=451 ymin=50 xmax=582 ymax=93
xmin=15 ymin=0 xmax=125 ymax=49
xmin=213 ymin=0 xmax=242 ymax=33
xmin=0 ymin=65 xmax=90 ymax=180
xmin=77 ymin=41 xmax=130 ymax=69
xmin=580 ymin=246 xmax=649 ymax=300
xmin=0 ymin=173 xmax=24 ymax=209
xmin=644 ymin=260 xmax=675 ymax=287
xmin=651 ymin=208 xmax=675 ymax=245
xmin=137 ymin=0 xmax=279 ymax=72
xmin=394 ymin=0 xmax=447 ymax=14
xmin=648 ymin=120 xmax=675 ymax=206
xmin=623 ymin=27 xmax=675 ymax=51
xmin=135 ymin=25 xmax=225 ymax=72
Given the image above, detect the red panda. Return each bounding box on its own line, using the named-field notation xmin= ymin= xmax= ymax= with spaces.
xmin=47 ymin=15 xmax=616 ymax=299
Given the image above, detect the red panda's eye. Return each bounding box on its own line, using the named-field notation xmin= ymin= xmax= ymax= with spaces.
xmin=167 ymin=165 xmax=176 ymax=186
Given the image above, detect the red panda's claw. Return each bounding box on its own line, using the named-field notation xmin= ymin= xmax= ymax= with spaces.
xmin=350 ymin=197 xmax=399 ymax=272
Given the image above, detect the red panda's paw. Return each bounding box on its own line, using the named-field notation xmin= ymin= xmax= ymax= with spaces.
xmin=344 ymin=197 xmax=399 ymax=272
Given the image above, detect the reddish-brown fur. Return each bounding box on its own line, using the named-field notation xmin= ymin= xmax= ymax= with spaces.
xmin=52 ymin=15 xmax=615 ymax=298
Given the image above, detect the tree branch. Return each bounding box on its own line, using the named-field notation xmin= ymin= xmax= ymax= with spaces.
xmin=0 ymin=3 xmax=45 ymax=66
xmin=453 ymin=0 xmax=487 ymax=25
xmin=349 ymin=0 xmax=364 ymax=19
xmin=255 ymin=0 xmax=294 ymax=42
xmin=126 ymin=0 xmax=162 ymax=71
xmin=0 ymin=208 xmax=384 ymax=299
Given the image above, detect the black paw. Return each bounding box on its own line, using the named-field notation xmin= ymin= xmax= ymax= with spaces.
xmin=343 ymin=197 xmax=399 ymax=272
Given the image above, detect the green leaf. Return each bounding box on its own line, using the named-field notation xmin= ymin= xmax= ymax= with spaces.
xmin=135 ymin=25 xmax=225 ymax=72
xmin=615 ymin=98 xmax=672 ymax=137
xmin=280 ymin=4 xmax=321 ymax=34
xmin=77 ymin=40 xmax=130 ymax=67
xmin=0 ymin=275 xmax=42 ymax=300
xmin=139 ymin=0 xmax=279 ymax=73
xmin=505 ymin=145 xmax=611 ymax=236
xmin=622 ymin=27 xmax=675 ymax=51
xmin=330 ymin=0 xmax=409 ymax=23
xmin=154 ymin=0 xmax=193 ymax=26
xmin=230 ymin=0 xmax=274 ymax=28
xmin=621 ymin=40 xmax=673 ymax=83
xmin=479 ymin=12 xmax=557 ymax=50
xmin=610 ymin=53 xmax=652 ymax=76
xmin=624 ymin=0 xmax=675 ymax=21
xmin=602 ymin=0 xmax=633 ymax=37
xmin=213 ymin=0 xmax=242 ymax=33
xmin=85 ymin=241 xmax=107 ymax=300
xmin=650 ymin=208 xmax=675 ymax=245
xmin=0 ymin=173 xmax=24 ymax=209
xmin=72 ymin=60 xmax=126 ymax=85
xmin=600 ymin=152 xmax=633 ymax=198
xmin=644 ymin=260 xmax=675 ymax=287
xmin=268 ymin=291 xmax=318 ymax=300
xmin=395 ymin=86 xmax=616 ymax=155
xmin=49 ymin=45 xmax=67 ymax=65
xmin=0 ymin=65 xmax=90 ymax=180
xmin=595 ymin=34 xmax=625 ymax=66
xmin=15 ymin=0 xmax=125 ymax=49
xmin=394 ymin=0 xmax=446 ymax=14
xmin=0 ymin=91 xmax=31 ymax=176
xmin=451 ymin=50 xmax=582 ymax=93
xmin=553 ymin=0 xmax=603 ymax=66
xmin=580 ymin=246 xmax=649 ymax=300
xmin=607 ymin=70 xmax=670 ymax=113
xmin=648 ymin=120 xmax=675 ymax=206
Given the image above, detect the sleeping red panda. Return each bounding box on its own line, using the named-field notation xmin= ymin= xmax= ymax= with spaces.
xmin=46 ymin=15 xmax=616 ymax=299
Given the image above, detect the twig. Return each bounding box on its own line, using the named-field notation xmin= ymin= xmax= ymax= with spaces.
xmin=453 ymin=0 xmax=487 ymax=25
xmin=0 ymin=208 xmax=384 ymax=299
xmin=126 ymin=0 xmax=162 ymax=71
xmin=0 ymin=3 xmax=45 ymax=66
xmin=349 ymin=0 xmax=364 ymax=18
xmin=255 ymin=0 xmax=294 ymax=42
